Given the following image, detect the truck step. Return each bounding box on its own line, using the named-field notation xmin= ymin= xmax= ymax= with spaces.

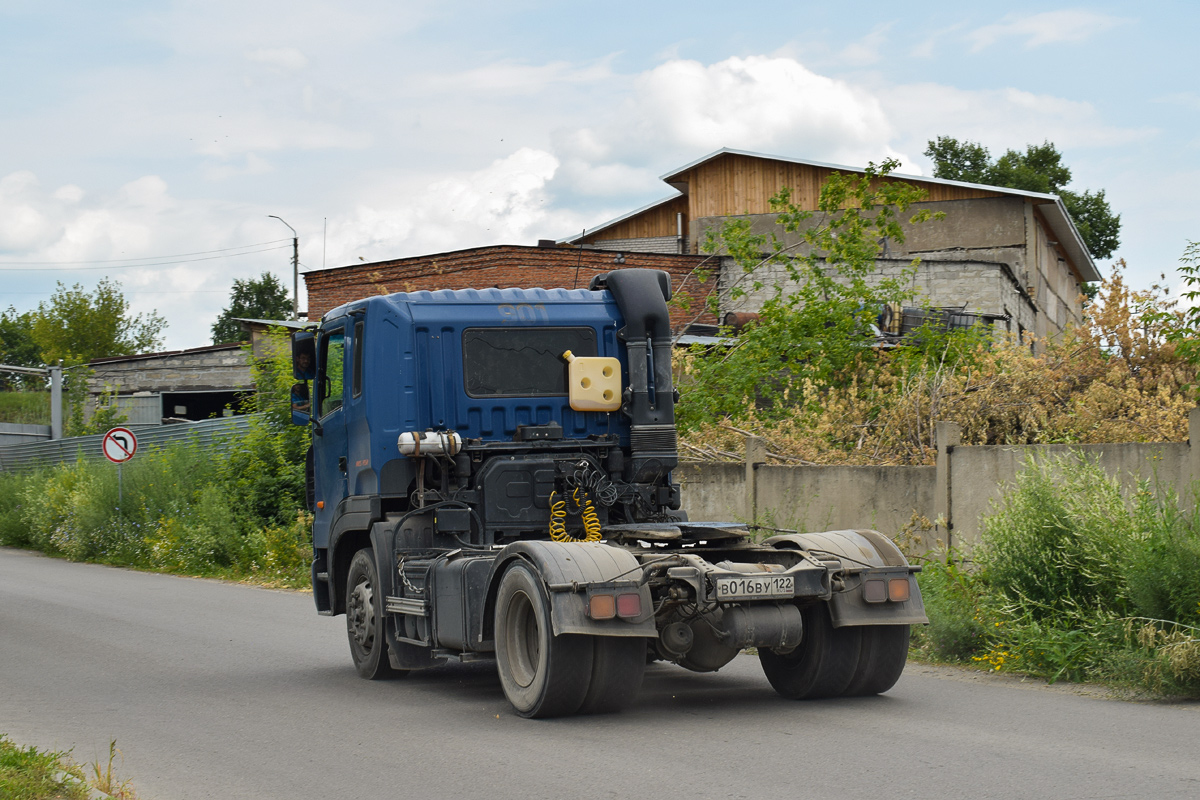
xmin=385 ymin=596 xmax=428 ymax=616
xmin=430 ymin=649 xmax=493 ymax=664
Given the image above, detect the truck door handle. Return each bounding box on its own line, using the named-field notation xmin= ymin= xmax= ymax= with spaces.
xmin=338 ymin=456 xmax=347 ymax=473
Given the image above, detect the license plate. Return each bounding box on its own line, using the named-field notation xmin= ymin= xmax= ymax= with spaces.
xmin=715 ymin=574 xmax=794 ymax=601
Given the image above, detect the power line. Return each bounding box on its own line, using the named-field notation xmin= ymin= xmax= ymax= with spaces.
xmin=0 ymin=244 xmax=292 ymax=271
xmin=0 ymin=238 xmax=294 ymax=266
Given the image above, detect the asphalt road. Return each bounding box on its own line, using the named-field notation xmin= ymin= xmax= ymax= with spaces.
xmin=2 ymin=547 xmax=1198 ymax=800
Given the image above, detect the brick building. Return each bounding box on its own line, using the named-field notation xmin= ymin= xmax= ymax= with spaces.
xmin=302 ymin=244 xmax=717 ymax=331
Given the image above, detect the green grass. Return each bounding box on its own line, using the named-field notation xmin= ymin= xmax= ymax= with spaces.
xmin=0 ymin=736 xmax=139 ymax=800
xmin=0 ymin=734 xmax=89 ymax=800
xmin=0 ymin=391 xmax=50 ymax=425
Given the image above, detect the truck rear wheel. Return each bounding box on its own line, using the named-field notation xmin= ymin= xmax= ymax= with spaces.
xmin=579 ymin=637 xmax=646 ymax=714
xmin=759 ymin=602 xmax=861 ymax=700
xmin=842 ymin=624 xmax=910 ymax=696
xmin=495 ymin=561 xmax=593 ymax=718
xmin=346 ymin=548 xmax=402 ymax=680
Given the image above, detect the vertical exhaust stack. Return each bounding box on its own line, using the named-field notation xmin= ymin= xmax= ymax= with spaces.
xmin=591 ymin=269 xmax=679 ymax=482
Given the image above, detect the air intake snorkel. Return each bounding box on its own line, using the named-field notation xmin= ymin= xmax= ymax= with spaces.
xmin=590 ymin=269 xmax=679 ymax=482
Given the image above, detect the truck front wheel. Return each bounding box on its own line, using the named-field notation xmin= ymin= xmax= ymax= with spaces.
xmin=346 ymin=548 xmax=402 ymax=680
xmin=494 ymin=561 xmax=593 ymax=718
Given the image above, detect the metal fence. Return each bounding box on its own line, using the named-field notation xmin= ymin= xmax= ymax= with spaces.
xmin=0 ymin=415 xmax=255 ymax=472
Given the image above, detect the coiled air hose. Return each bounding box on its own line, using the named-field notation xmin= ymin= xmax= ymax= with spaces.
xmin=548 ymin=487 xmax=602 ymax=542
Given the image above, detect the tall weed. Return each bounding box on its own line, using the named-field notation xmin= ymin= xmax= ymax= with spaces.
xmin=977 ymin=456 xmax=1133 ymax=617
xmin=922 ymin=454 xmax=1200 ymax=697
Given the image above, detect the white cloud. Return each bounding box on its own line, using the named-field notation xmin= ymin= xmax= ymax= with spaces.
xmin=246 ymin=47 xmax=309 ymax=72
xmin=0 ymin=172 xmax=60 ymax=252
xmin=838 ymin=23 xmax=893 ymax=67
xmin=884 ymin=83 xmax=1155 ymax=156
xmin=968 ymin=10 xmax=1127 ymax=52
xmin=0 ymin=172 xmax=299 ymax=348
xmin=555 ymin=56 xmax=912 ymax=183
xmin=325 ymin=148 xmax=588 ymax=263
xmin=1153 ymin=92 xmax=1200 ymax=111
xmin=421 ymin=57 xmax=617 ymax=96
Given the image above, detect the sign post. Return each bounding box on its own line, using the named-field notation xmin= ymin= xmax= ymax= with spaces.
xmin=102 ymin=427 xmax=138 ymax=506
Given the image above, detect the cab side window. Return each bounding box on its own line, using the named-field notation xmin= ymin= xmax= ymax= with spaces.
xmin=318 ymin=329 xmax=346 ymax=417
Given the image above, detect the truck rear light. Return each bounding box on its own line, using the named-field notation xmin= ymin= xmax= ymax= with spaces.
xmin=863 ymin=579 xmax=887 ymax=603
xmin=616 ymin=593 xmax=641 ymax=619
xmin=589 ymin=594 xmax=616 ymax=620
xmin=888 ymin=578 xmax=911 ymax=603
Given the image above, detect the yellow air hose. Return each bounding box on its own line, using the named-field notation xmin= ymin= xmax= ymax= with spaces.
xmin=548 ymin=491 xmax=568 ymax=541
xmin=547 ymin=488 xmax=602 ymax=542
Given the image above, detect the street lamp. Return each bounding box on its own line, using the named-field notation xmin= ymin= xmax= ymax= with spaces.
xmin=268 ymin=215 xmax=299 ymax=319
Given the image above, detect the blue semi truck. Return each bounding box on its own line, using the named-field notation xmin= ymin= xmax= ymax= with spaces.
xmin=290 ymin=268 xmax=925 ymax=717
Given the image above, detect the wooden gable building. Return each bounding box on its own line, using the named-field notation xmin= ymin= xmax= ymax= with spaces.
xmin=566 ymin=149 xmax=1102 ymax=340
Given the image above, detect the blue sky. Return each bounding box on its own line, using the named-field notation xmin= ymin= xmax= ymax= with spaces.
xmin=1 ymin=1 xmax=1196 ymax=349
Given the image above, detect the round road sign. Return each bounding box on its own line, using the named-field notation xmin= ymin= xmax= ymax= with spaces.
xmin=102 ymin=427 xmax=138 ymax=464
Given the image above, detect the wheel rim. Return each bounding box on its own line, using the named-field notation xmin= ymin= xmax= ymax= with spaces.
xmin=503 ymin=589 xmax=540 ymax=688
xmin=348 ymin=578 xmax=375 ymax=650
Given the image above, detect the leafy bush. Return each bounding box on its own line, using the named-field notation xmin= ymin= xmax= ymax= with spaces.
xmin=1125 ymin=498 xmax=1200 ymax=627
xmin=911 ymin=555 xmax=990 ymax=662
xmin=918 ymin=454 xmax=1200 ymax=697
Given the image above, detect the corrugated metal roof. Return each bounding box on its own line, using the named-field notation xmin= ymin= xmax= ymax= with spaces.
xmin=88 ymin=342 xmax=244 ymax=366
xmin=233 ymin=318 xmax=312 ymax=330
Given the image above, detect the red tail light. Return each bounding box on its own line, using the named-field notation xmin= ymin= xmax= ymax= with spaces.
xmin=616 ymin=593 xmax=641 ymax=619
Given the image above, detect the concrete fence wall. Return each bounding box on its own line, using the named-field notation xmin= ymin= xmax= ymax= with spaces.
xmin=678 ymin=409 xmax=1200 ymax=554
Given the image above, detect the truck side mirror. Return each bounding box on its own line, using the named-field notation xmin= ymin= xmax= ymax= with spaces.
xmin=292 ymin=331 xmax=317 ymax=380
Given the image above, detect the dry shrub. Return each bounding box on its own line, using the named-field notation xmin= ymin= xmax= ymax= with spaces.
xmin=680 ymin=263 xmax=1195 ymax=465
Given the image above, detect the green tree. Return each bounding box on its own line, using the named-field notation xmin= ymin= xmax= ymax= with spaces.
xmin=677 ymin=159 xmax=942 ymax=429
xmin=0 ymin=308 xmax=42 ymax=389
xmin=31 ymin=279 xmax=165 ymax=367
xmin=1161 ymin=239 xmax=1200 ymax=381
xmin=924 ymin=136 xmax=1121 ymax=260
xmin=211 ymin=272 xmax=292 ymax=344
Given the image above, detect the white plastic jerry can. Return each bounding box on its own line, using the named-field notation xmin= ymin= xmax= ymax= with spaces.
xmin=562 ymin=350 xmax=622 ymax=412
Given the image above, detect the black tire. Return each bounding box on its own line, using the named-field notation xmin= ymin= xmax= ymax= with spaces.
xmin=759 ymin=602 xmax=861 ymax=700
xmin=842 ymin=624 xmax=910 ymax=697
xmin=346 ymin=548 xmax=402 ymax=680
xmin=494 ymin=561 xmax=593 ymax=718
xmin=578 ymin=637 xmax=647 ymax=715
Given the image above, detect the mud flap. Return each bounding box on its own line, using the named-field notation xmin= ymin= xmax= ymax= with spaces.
xmin=765 ymin=529 xmax=928 ymax=627
xmin=485 ymin=541 xmax=656 ymax=639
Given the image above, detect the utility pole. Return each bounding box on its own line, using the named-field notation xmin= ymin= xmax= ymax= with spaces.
xmin=268 ymin=215 xmax=299 ymax=319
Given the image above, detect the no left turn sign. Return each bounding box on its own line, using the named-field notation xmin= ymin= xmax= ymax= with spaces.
xmin=102 ymin=427 xmax=138 ymax=464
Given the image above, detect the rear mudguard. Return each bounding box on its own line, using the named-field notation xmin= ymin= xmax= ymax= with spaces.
xmin=765 ymin=529 xmax=928 ymax=627
xmin=483 ymin=541 xmax=656 ymax=641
